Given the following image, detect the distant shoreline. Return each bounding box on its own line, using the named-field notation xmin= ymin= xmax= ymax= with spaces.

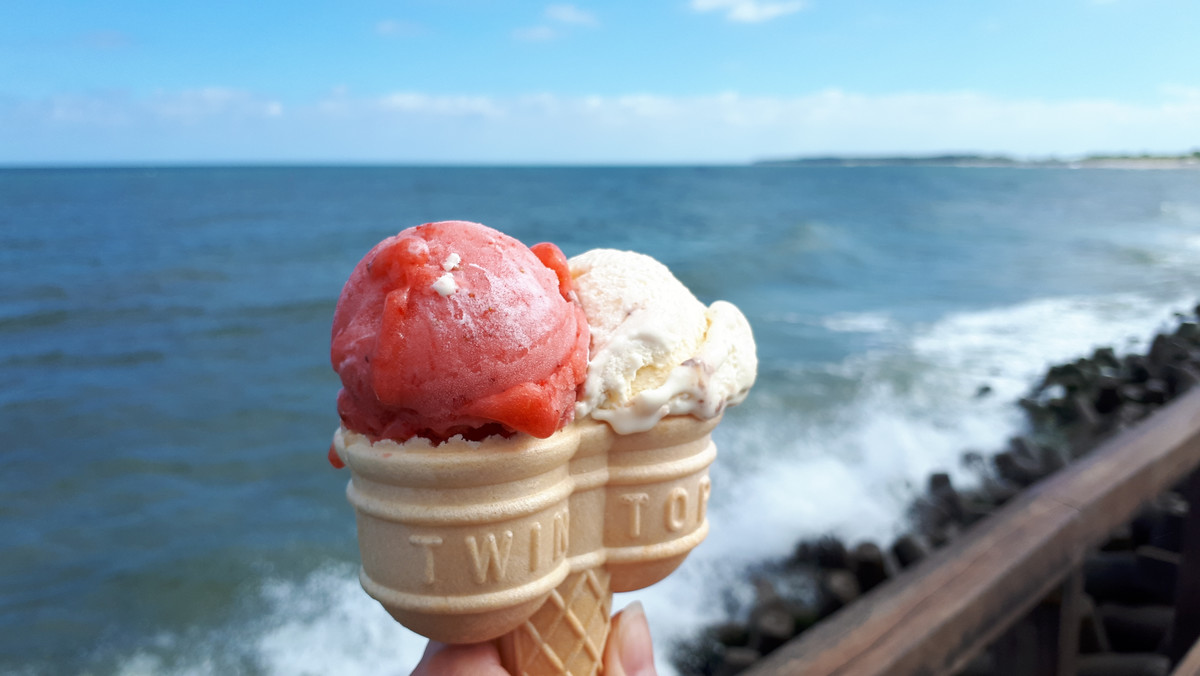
xmin=755 ymin=153 xmax=1200 ymax=169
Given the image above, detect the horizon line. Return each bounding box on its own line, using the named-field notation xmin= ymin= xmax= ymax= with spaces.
xmin=4 ymin=150 xmax=1199 ymax=171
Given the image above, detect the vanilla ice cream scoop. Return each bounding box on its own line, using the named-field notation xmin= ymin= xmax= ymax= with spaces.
xmin=570 ymin=249 xmax=757 ymax=434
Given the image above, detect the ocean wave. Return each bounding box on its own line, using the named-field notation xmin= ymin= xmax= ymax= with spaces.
xmin=0 ymin=284 xmax=68 ymax=302
xmin=1160 ymin=200 xmax=1200 ymax=223
xmin=0 ymin=305 xmax=206 ymax=334
xmin=0 ymin=309 xmax=71 ymax=332
xmin=819 ymin=311 xmax=897 ymax=334
xmin=1 ymin=349 xmax=166 ymax=369
xmin=227 ymin=298 xmax=335 ymax=324
xmin=106 ymin=565 xmax=426 ymax=676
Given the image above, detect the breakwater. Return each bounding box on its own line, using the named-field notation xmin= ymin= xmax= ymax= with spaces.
xmin=674 ymin=304 xmax=1200 ymax=676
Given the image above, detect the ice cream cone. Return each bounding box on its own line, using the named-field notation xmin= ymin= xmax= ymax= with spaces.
xmin=332 ymin=413 xmax=718 ymax=663
xmin=497 ymin=568 xmax=612 ymax=676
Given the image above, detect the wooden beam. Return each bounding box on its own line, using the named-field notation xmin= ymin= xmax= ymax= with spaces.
xmin=745 ymin=387 xmax=1200 ymax=676
xmin=1057 ymin=569 xmax=1083 ymax=676
xmin=1170 ymin=468 xmax=1200 ymax=664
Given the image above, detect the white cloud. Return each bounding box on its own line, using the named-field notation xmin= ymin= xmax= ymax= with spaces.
xmin=691 ymin=0 xmax=808 ymax=23
xmin=377 ymin=92 xmax=503 ymax=117
xmin=5 ymin=87 xmax=1200 ymax=163
xmin=514 ymin=4 xmax=597 ymax=41
xmin=375 ymin=19 xmax=421 ymax=38
xmin=149 ymin=87 xmax=284 ymax=122
xmin=11 ymin=87 xmax=283 ymax=127
xmin=512 ymin=25 xmax=559 ymax=41
xmin=546 ymin=4 xmax=599 ymax=26
xmin=1160 ymin=84 xmax=1200 ymax=102
xmin=78 ymin=30 xmax=133 ymax=50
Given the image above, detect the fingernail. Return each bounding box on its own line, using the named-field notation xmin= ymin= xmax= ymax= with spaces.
xmin=615 ymin=601 xmax=655 ymax=675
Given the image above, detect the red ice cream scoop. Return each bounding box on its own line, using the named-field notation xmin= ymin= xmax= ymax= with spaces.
xmin=330 ymin=220 xmax=589 ymax=444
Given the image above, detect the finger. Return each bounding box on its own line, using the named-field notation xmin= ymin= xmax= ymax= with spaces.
xmin=410 ymin=640 xmax=510 ymax=676
xmin=604 ymin=601 xmax=657 ymax=676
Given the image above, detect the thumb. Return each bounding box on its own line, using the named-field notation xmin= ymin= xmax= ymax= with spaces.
xmin=604 ymin=602 xmax=657 ymax=676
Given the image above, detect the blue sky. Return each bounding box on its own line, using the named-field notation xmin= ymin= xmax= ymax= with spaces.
xmin=2 ymin=0 xmax=1198 ymax=163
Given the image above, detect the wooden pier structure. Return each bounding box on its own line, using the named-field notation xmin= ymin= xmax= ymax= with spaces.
xmin=744 ymin=387 xmax=1200 ymax=676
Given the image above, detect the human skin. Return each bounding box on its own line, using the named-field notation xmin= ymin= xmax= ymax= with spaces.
xmin=408 ymin=603 xmax=658 ymax=676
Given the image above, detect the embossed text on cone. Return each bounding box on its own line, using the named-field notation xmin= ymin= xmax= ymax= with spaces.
xmin=334 ymin=414 xmax=718 ymax=663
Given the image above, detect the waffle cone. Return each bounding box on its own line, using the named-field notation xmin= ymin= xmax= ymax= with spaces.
xmin=333 ymin=414 xmax=718 ymax=648
xmin=497 ymin=568 xmax=612 ymax=676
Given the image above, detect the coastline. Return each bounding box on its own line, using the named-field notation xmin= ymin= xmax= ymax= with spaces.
xmin=755 ymin=155 xmax=1200 ymax=170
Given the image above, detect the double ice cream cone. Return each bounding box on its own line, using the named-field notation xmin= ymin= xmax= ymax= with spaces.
xmin=335 ymin=414 xmax=718 ymax=675
xmin=328 ymin=222 xmax=756 ymax=675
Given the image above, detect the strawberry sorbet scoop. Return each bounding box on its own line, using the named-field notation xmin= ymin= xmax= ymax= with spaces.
xmin=331 ymin=220 xmax=589 ymax=444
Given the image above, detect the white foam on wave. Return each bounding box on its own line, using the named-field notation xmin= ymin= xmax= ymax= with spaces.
xmin=108 ymin=565 xmax=428 ymax=676
xmin=252 ymin=566 xmax=427 ymax=676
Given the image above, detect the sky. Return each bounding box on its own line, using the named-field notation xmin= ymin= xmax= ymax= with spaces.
xmin=2 ymin=0 xmax=1199 ymax=164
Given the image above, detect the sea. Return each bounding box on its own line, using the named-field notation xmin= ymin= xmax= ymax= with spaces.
xmin=2 ymin=166 xmax=1199 ymax=675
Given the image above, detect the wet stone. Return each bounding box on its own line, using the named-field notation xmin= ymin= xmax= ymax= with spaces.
xmin=993 ymin=451 xmax=1043 ymax=487
xmin=850 ymin=541 xmax=891 ymax=593
xmin=1071 ymin=392 xmax=1104 ymax=429
xmin=927 ymin=522 xmax=960 ymax=549
xmin=1093 ymin=376 xmax=1124 ymax=414
xmin=1164 ymin=363 xmax=1200 ymax=395
xmin=1148 ymin=335 xmax=1191 ymax=372
xmin=961 ymin=495 xmax=998 ymax=526
xmin=1176 ymin=321 xmax=1199 ymax=342
xmin=1116 ymin=402 xmax=1148 ymax=427
xmin=1124 ymin=354 xmax=1152 ymax=384
xmin=712 ymin=646 xmax=761 ymax=676
xmin=891 ymin=534 xmax=929 ymax=569
xmin=981 ymin=473 xmax=1022 ymax=505
xmin=747 ymin=604 xmax=794 ymax=655
xmin=1036 ymin=442 xmax=1069 ymax=474
xmin=791 ymin=535 xmax=851 ymax=570
xmin=813 ymin=536 xmax=850 ymax=570
xmin=819 ymin=569 xmax=861 ymax=616
xmin=708 ymin=621 xmax=749 ymax=648
xmin=1093 ymin=346 xmax=1120 ymax=370
xmin=1143 ymin=378 xmax=1168 ymax=405
xmin=1120 ymin=383 xmax=1148 ymax=404
xmin=922 ymin=472 xmax=966 ymax=528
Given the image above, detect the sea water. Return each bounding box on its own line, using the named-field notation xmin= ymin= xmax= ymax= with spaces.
xmin=2 ymin=166 xmax=1198 ymax=675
